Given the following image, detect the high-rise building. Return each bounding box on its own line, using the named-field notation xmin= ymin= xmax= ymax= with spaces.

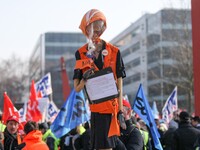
xmin=29 ymin=32 xmax=86 ymax=107
xmin=110 ymin=9 xmax=192 ymax=110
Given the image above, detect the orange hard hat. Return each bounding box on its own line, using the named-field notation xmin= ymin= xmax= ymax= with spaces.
xmin=79 ymin=9 xmax=107 ymax=38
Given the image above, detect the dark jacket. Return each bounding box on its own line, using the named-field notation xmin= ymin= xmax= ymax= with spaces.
xmin=59 ymin=129 xmax=77 ymax=150
xmin=162 ymin=126 xmax=177 ymax=150
xmin=120 ymin=119 xmax=144 ymax=150
xmin=3 ymin=128 xmax=19 ymax=150
xmin=195 ymin=124 xmax=200 ymax=130
xmin=74 ymin=128 xmax=91 ymax=150
xmin=114 ymin=137 xmax=127 ymax=150
xmin=0 ymin=142 xmax=3 ymax=150
xmin=173 ymin=121 xmax=200 ymax=150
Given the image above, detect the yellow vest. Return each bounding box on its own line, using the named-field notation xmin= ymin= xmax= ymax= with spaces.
xmin=0 ymin=122 xmax=6 ymax=132
xmin=140 ymin=129 xmax=149 ymax=150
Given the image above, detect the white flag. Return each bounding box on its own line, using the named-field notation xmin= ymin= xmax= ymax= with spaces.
xmin=18 ymin=101 xmax=27 ymax=122
xmin=35 ymin=73 xmax=52 ymax=97
xmin=162 ymin=86 xmax=178 ymax=124
xmin=47 ymin=101 xmax=59 ymax=123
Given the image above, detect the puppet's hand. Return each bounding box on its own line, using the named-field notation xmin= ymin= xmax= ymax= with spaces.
xmin=82 ymin=68 xmax=94 ymax=81
xmin=117 ymin=110 xmax=127 ymax=130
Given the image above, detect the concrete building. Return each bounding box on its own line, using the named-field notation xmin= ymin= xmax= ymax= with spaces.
xmin=29 ymin=32 xmax=86 ymax=107
xmin=110 ymin=9 xmax=192 ymax=110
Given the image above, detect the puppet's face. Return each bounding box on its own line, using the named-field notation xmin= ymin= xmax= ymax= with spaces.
xmin=86 ymin=20 xmax=105 ymax=43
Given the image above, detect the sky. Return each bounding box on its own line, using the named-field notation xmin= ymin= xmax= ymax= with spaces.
xmin=0 ymin=0 xmax=190 ymax=60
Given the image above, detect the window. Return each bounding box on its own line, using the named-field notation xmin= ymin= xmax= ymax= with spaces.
xmin=121 ymin=42 xmax=140 ymax=57
xmin=148 ymin=67 xmax=161 ymax=80
xmin=125 ymin=57 xmax=140 ymax=70
xmin=131 ymin=26 xmax=140 ymax=38
xmin=147 ymin=48 xmax=160 ymax=63
xmin=123 ymin=73 xmax=141 ymax=85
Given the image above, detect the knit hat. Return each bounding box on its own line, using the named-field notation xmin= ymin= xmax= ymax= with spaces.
xmin=179 ymin=111 xmax=190 ymax=121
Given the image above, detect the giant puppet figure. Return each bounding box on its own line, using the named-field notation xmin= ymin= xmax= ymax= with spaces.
xmin=73 ymin=9 xmax=126 ymax=150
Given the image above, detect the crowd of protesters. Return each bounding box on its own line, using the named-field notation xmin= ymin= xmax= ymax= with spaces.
xmin=1 ymin=100 xmax=200 ymax=150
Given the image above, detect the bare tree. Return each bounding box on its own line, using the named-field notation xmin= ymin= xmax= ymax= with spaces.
xmin=0 ymin=55 xmax=29 ymax=109
xmin=147 ymin=8 xmax=193 ymax=112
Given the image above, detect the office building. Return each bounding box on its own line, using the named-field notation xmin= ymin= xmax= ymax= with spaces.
xmin=29 ymin=32 xmax=86 ymax=107
xmin=111 ymin=9 xmax=192 ymax=110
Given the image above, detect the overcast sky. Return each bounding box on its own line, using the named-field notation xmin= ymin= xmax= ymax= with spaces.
xmin=0 ymin=0 xmax=190 ymax=60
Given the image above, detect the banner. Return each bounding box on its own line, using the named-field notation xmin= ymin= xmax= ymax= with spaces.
xmin=37 ymin=97 xmax=49 ymax=122
xmin=2 ymin=92 xmax=19 ymax=124
xmin=133 ymin=84 xmax=163 ymax=150
xmin=18 ymin=101 xmax=27 ymax=123
xmin=46 ymin=100 xmax=59 ymax=123
xmin=152 ymin=101 xmax=160 ymax=119
xmin=162 ymin=86 xmax=178 ymax=124
xmin=50 ymin=89 xmax=90 ymax=138
xmin=26 ymin=80 xmax=42 ymax=122
xmin=35 ymin=73 xmax=52 ymax=97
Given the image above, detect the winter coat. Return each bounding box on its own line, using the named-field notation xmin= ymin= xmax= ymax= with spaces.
xmin=120 ymin=119 xmax=144 ymax=150
xmin=173 ymin=122 xmax=200 ymax=150
xmin=3 ymin=128 xmax=22 ymax=150
xmin=22 ymin=130 xmax=49 ymax=150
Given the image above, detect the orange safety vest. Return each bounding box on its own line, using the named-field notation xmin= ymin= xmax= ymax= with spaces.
xmin=75 ymin=41 xmax=120 ymax=137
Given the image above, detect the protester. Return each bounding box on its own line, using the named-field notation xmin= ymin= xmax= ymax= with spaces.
xmin=60 ymin=122 xmax=91 ymax=150
xmin=162 ymin=110 xmax=180 ymax=150
xmin=115 ymin=99 xmax=144 ymax=150
xmin=60 ymin=128 xmax=82 ymax=150
xmin=191 ymin=116 xmax=200 ymax=130
xmin=168 ymin=110 xmax=179 ymax=129
xmin=39 ymin=122 xmax=60 ymax=150
xmin=0 ymin=114 xmax=4 ymax=150
xmin=74 ymin=122 xmax=91 ymax=150
xmin=59 ymin=128 xmax=77 ymax=150
xmin=154 ymin=118 xmax=165 ymax=146
xmin=3 ymin=115 xmax=23 ymax=150
xmin=138 ymin=119 xmax=152 ymax=150
xmin=0 ymin=114 xmax=6 ymax=132
xmin=162 ymin=120 xmax=178 ymax=150
xmin=73 ymin=9 xmax=126 ymax=150
xmin=22 ymin=121 xmax=49 ymax=150
xmin=0 ymin=132 xmax=3 ymax=150
xmin=172 ymin=111 xmax=200 ymax=150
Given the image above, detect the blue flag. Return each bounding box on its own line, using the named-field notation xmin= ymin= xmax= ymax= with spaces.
xmin=133 ymin=84 xmax=163 ymax=150
xmin=50 ymin=89 xmax=90 ymax=138
xmin=152 ymin=101 xmax=159 ymax=119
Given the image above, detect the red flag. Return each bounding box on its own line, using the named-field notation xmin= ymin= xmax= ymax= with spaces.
xmin=2 ymin=92 xmax=20 ymax=124
xmin=26 ymin=80 xmax=42 ymax=122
